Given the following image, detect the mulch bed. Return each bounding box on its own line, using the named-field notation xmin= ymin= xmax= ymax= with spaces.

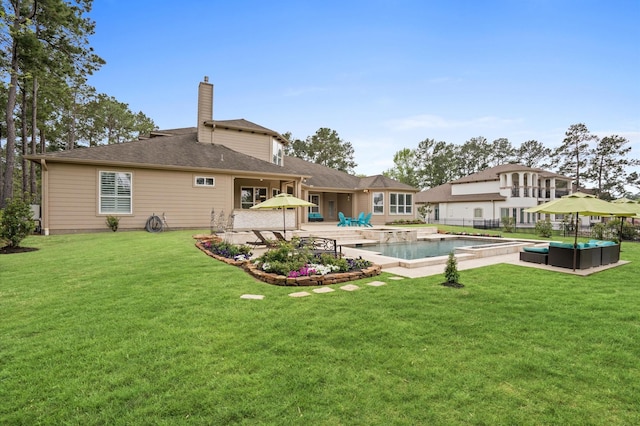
xmin=0 ymin=246 xmax=39 ymax=255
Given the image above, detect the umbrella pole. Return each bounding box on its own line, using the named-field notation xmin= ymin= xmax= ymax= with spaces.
xmin=573 ymin=212 xmax=579 ymax=271
xmin=619 ymin=217 xmax=624 ymax=251
xmin=283 ymin=208 xmax=286 ymax=237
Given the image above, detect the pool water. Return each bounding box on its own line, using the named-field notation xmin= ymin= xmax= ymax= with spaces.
xmin=355 ymin=238 xmax=499 ymax=260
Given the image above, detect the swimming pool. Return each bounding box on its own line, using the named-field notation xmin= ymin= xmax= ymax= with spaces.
xmin=354 ymin=238 xmax=506 ymax=260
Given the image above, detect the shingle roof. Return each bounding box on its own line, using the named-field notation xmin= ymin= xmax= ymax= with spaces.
xmin=415 ymin=163 xmax=570 ymax=203
xmin=283 ymin=156 xmax=361 ymax=189
xmin=28 ymin=132 xmax=297 ymax=177
xmin=357 ymin=175 xmax=418 ymax=191
xmin=453 ymin=164 xmax=569 ymax=184
xmin=28 ymin=128 xmax=418 ymax=192
xmin=282 ymin=157 xmax=418 ymax=192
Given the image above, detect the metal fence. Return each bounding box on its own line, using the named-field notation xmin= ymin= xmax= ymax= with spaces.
xmin=430 ymin=218 xmax=640 ymax=241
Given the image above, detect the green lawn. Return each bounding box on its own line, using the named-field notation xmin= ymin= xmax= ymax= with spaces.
xmin=1 ymin=230 xmax=639 ymax=425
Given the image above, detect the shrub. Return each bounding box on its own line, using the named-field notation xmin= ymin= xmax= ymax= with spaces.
xmin=106 ymin=215 xmax=120 ymax=232
xmin=591 ymin=222 xmax=607 ymax=240
xmin=534 ymin=219 xmax=553 ymax=238
xmin=0 ymin=196 xmax=35 ymax=248
xmin=444 ymin=251 xmax=460 ymax=284
xmin=202 ymin=239 xmax=252 ymax=261
xmin=591 ymin=220 xmax=637 ymax=242
xmin=502 ymin=216 xmax=515 ymax=233
xmin=251 ymin=239 xmax=373 ymax=277
xmin=604 ymin=219 xmax=637 ymax=242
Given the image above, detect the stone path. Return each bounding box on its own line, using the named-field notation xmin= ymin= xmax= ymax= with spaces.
xmin=239 ymin=277 xmax=400 ymax=299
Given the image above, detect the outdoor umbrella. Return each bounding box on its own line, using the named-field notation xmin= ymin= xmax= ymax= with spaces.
xmin=525 ymin=192 xmax=636 ymax=270
xmin=612 ymin=198 xmax=640 ymax=215
xmin=250 ymin=193 xmax=316 ymax=235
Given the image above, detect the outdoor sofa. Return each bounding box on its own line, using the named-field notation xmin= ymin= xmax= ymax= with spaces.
xmin=590 ymin=240 xmax=620 ymax=265
xmin=308 ymin=212 xmax=324 ymax=222
xmin=519 ymin=246 xmax=549 ymax=264
xmin=519 ymin=240 xmax=620 ymax=270
xmin=547 ymin=242 xmax=602 ymax=269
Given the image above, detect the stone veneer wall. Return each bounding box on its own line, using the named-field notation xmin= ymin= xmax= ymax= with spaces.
xmin=195 ymin=240 xmax=381 ymax=286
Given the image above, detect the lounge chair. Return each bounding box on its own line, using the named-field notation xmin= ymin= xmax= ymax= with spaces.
xmin=338 ymin=212 xmax=351 ymax=227
xmin=272 ymin=231 xmax=287 ymax=242
xmin=354 ymin=212 xmax=365 ymax=227
xmin=246 ymin=230 xmax=278 ymax=247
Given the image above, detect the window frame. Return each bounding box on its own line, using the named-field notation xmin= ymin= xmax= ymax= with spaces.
xmin=241 ymin=186 xmax=267 ymax=209
xmin=389 ymin=192 xmax=413 ymax=215
xmin=372 ymin=192 xmax=384 ymax=214
xmin=99 ymin=171 xmax=133 ymax=215
xmin=194 ymin=176 xmax=216 ymax=187
xmin=272 ymin=139 xmax=283 ymax=166
xmin=309 ymin=194 xmax=320 ymax=213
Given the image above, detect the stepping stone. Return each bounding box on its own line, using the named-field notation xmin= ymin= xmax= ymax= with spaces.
xmin=240 ymin=294 xmax=265 ymax=300
xmin=340 ymin=284 xmax=360 ymax=292
xmin=312 ymin=287 xmax=335 ymax=294
xmin=388 ymin=276 xmax=404 ymax=280
xmin=367 ymin=281 xmax=386 ymax=287
xmin=289 ymin=291 xmax=311 ymax=298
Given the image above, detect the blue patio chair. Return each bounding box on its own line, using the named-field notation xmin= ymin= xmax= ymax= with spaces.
xmin=354 ymin=212 xmax=365 ymax=226
xmin=338 ymin=212 xmax=351 ymax=227
xmin=355 ymin=212 xmax=372 ymax=227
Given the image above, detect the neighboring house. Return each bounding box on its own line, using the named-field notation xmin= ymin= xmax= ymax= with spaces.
xmin=414 ymin=164 xmax=573 ymax=227
xmin=27 ymin=77 xmax=418 ymax=234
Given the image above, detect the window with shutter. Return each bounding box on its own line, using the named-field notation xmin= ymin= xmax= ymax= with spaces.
xmin=100 ymin=171 xmax=132 ymax=214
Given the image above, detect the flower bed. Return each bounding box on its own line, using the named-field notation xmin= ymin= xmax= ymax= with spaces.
xmin=194 ymin=235 xmax=381 ymax=286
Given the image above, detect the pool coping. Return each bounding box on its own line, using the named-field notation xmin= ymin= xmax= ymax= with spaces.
xmin=341 ymin=235 xmax=533 ymax=270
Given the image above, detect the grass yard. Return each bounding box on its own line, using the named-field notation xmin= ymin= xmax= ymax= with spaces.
xmin=1 ymin=230 xmax=639 ymax=424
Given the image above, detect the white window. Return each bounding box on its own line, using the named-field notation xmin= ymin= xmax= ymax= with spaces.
xmin=272 ymin=140 xmax=283 ymax=166
xmin=241 ymin=187 xmax=267 ymax=209
xmin=373 ymin=192 xmax=384 ymax=214
xmin=100 ymin=171 xmax=132 ymax=214
xmin=474 ymin=208 xmax=483 ymax=218
xmin=195 ymin=176 xmax=215 ymax=187
xmin=390 ymin=193 xmax=413 ymax=214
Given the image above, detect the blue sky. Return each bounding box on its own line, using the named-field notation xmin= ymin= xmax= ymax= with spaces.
xmin=87 ymin=0 xmax=640 ymax=177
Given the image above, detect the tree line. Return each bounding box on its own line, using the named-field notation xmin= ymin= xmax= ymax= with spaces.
xmin=0 ymin=0 xmax=156 ymax=208
xmin=383 ymin=123 xmax=639 ymax=200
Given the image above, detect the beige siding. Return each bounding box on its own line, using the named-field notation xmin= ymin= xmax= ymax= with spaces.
xmin=214 ymin=128 xmax=272 ymax=163
xmin=45 ymin=163 xmax=233 ymax=233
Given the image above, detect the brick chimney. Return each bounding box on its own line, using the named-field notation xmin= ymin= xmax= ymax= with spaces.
xmin=197 ymin=76 xmax=214 ymax=143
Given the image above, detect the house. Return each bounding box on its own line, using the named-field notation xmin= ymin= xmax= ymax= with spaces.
xmin=27 ymin=77 xmax=418 ymax=235
xmin=414 ymin=164 xmax=573 ymax=227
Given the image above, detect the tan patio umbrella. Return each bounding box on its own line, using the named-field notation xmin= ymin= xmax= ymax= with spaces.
xmin=525 ymin=193 xmax=636 ymax=270
xmin=250 ymin=193 xmax=316 ymax=235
